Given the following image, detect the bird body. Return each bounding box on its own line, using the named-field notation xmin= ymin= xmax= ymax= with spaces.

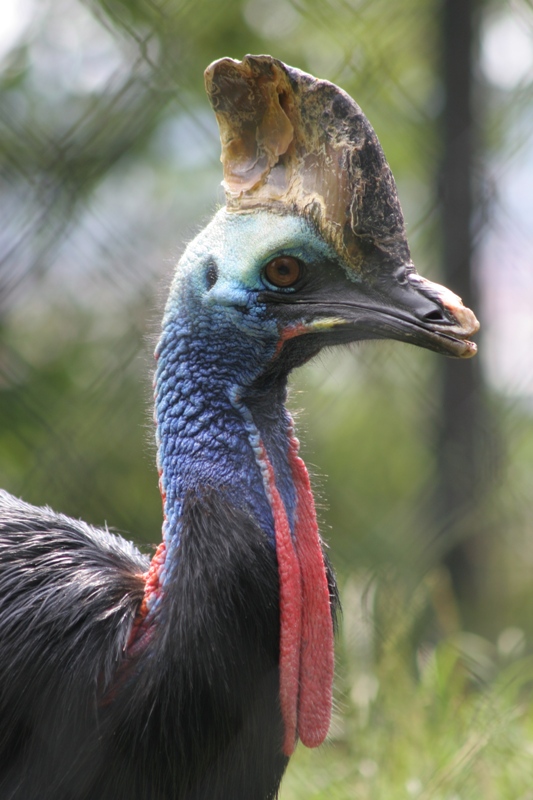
xmin=0 ymin=490 xmax=286 ymax=799
xmin=0 ymin=57 xmax=479 ymax=799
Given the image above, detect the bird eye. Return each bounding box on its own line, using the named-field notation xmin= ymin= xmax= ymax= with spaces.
xmin=264 ymin=256 xmax=302 ymax=288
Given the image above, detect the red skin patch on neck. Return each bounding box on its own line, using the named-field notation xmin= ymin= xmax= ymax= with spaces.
xmin=288 ymin=435 xmax=334 ymax=749
xmin=274 ymin=323 xmax=310 ymax=357
xmin=127 ymin=541 xmax=166 ymax=650
xmin=259 ymin=437 xmax=334 ymax=756
xmin=128 ymin=466 xmax=168 ymax=650
xmin=260 ymin=449 xmax=302 ymax=755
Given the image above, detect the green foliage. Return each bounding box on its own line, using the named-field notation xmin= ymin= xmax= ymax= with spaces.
xmin=0 ymin=312 xmax=161 ymax=540
xmin=291 ymin=346 xmax=435 ymax=572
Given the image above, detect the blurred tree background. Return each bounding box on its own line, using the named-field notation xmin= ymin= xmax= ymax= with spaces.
xmin=2 ymin=0 xmax=533 ymax=796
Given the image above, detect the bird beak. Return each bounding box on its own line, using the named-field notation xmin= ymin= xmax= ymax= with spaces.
xmin=268 ymin=262 xmax=479 ymax=360
xmin=387 ymin=272 xmax=479 ymax=357
xmin=326 ymin=270 xmax=479 ymax=358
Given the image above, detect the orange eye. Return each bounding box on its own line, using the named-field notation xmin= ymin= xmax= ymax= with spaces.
xmin=264 ymin=256 xmax=302 ymax=288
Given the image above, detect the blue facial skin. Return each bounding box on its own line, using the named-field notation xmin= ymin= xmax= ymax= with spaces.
xmin=154 ymin=209 xmax=337 ymax=588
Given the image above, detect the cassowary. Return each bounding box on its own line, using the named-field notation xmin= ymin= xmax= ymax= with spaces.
xmin=0 ymin=56 xmax=478 ymax=800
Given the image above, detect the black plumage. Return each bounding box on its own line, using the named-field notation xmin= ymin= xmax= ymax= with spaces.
xmin=1 ymin=488 xmax=334 ymax=798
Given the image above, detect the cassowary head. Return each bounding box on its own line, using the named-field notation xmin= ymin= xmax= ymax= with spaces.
xmin=161 ymin=54 xmax=478 ymax=391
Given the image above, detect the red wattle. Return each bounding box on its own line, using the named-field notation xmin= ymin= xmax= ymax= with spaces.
xmin=288 ymin=436 xmax=334 ymax=748
xmin=261 ymin=452 xmax=302 ymax=757
xmin=128 ymin=541 xmax=166 ymax=649
xmin=258 ymin=434 xmax=334 ymax=756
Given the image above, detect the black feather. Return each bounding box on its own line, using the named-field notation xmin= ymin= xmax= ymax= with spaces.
xmin=0 ymin=489 xmax=146 ymax=797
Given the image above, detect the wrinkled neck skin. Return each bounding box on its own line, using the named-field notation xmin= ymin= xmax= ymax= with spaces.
xmin=155 ymin=308 xmax=295 ymax=549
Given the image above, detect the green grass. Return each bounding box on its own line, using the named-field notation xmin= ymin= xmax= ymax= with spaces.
xmin=281 ymin=572 xmax=533 ymax=800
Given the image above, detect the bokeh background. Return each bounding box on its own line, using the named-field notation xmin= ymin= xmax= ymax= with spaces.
xmin=1 ymin=0 xmax=533 ymax=796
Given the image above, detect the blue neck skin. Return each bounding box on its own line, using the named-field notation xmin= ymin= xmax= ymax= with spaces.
xmin=153 ymin=211 xmax=332 ymax=593
xmin=155 ymin=313 xmax=296 ymax=552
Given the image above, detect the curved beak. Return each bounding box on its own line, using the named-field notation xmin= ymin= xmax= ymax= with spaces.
xmin=392 ymin=273 xmax=479 ymax=358
xmin=333 ymin=268 xmax=480 ymax=358
xmin=265 ymin=262 xmax=479 ymax=359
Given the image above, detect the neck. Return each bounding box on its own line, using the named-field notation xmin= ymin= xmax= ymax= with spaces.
xmin=155 ymin=317 xmax=295 ymax=542
xmin=134 ymin=313 xmax=293 ymax=624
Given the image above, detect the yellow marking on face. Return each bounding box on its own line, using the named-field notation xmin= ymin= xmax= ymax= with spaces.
xmin=306 ymin=317 xmax=345 ymax=332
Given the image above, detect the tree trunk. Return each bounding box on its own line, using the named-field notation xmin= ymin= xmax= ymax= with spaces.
xmin=436 ymin=0 xmax=487 ymax=620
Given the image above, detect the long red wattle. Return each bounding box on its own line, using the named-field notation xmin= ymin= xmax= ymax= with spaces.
xmin=263 ymin=457 xmax=302 ymax=755
xmin=288 ymin=435 xmax=334 ymax=749
xmin=259 ymin=437 xmax=334 ymax=756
